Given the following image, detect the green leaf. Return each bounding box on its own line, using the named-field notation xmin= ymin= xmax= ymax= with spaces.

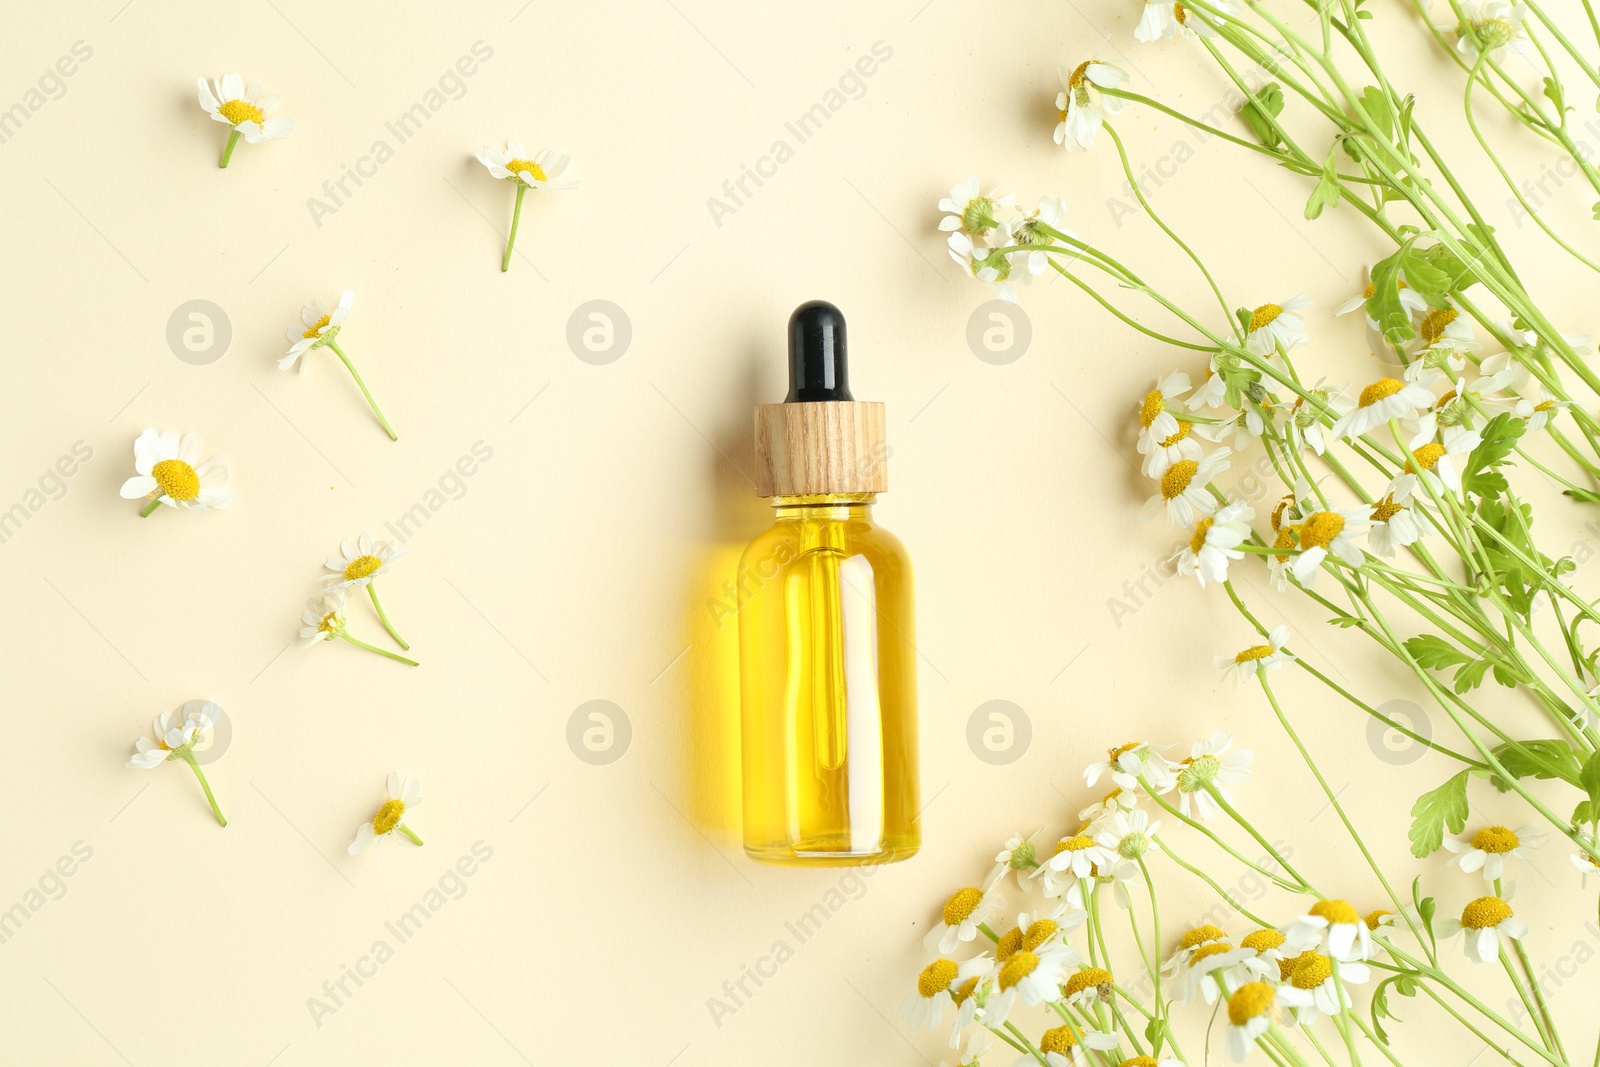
xmin=1452 ymin=658 xmax=1492 ymax=693
xmin=1357 ymin=85 xmax=1395 ymax=141
xmin=1544 ymin=76 xmax=1565 ymax=114
xmin=1565 ymin=488 xmax=1600 ymax=504
xmin=1366 ymin=251 xmax=1416 ymax=345
xmin=1409 ymin=771 xmax=1470 ymax=858
xmin=1403 ymin=634 xmax=1473 ymax=671
xmin=1488 ymin=738 xmax=1583 ymax=792
xmin=1574 ymin=798 xmax=1598 ymax=827
xmin=1305 ymin=149 xmax=1343 ymax=220
xmin=1581 ymin=750 xmax=1600 ymax=813
xmin=1240 ymin=83 xmax=1285 ymax=149
xmin=1397 ymin=248 xmax=1451 ymax=295
xmin=1462 ymin=413 xmax=1525 ymax=497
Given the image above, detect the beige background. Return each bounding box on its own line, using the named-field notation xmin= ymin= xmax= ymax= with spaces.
xmin=3 ymin=0 xmax=1599 ymax=1064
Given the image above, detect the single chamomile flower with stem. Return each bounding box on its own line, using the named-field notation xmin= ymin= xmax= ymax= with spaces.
xmin=1214 ymin=626 xmax=1293 ymax=684
xmin=280 ymin=291 xmax=398 ymax=440
xmin=1516 ymin=387 xmax=1570 ymax=432
xmin=323 ymin=534 xmax=410 ymax=650
xmin=1244 ymin=295 xmax=1312 ymax=356
xmin=1276 ymin=950 xmax=1370 ymax=1024
xmin=1136 ymin=0 xmax=1239 ymax=42
xmin=1006 ymin=196 xmax=1073 ymax=278
xmin=1284 ymin=899 xmax=1371 ymax=962
xmin=1172 ymin=731 xmax=1253 ymax=820
xmin=1036 ymin=828 xmax=1114 ymax=895
xmin=1394 ymin=426 xmax=1481 ymax=496
xmin=1436 ymin=894 xmax=1528 ymax=963
xmin=1224 ymin=981 xmax=1280 ymax=1062
xmin=119 ymin=428 xmax=235 ymax=516
xmin=1055 ymin=61 xmax=1126 ymax=152
xmin=901 ymin=956 xmax=991 ymax=1032
xmin=197 ymin=73 xmax=293 ymax=168
xmin=475 ymin=141 xmax=577 ymax=272
xmin=993 ymin=831 xmax=1044 ymax=890
xmin=1289 ymin=507 xmax=1370 ymax=586
xmin=1443 ymin=825 xmax=1543 ymax=881
xmin=1454 ymin=0 xmax=1532 ymax=60
xmin=127 ymin=700 xmax=227 ymax=826
xmin=348 ymin=771 xmax=423 ymax=853
xmin=924 ymin=879 xmax=1006 ymax=953
xmin=937 ymin=176 xmax=1014 ymax=245
xmin=1176 ymin=501 xmax=1254 ymax=587
xmin=1329 ymin=375 xmax=1437 ymax=440
xmin=1085 ymin=741 xmax=1176 ymax=793
xmin=300 ymin=590 xmax=419 ymax=666
xmin=947 ymin=231 xmax=1016 ymax=304
xmin=1141 ymin=446 xmax=1232 ymax=528
xmin=1094 ymin=808 xmax=1161 ymax=867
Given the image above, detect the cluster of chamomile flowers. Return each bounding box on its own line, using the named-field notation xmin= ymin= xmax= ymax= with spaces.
xmin=903 ymin=735 xmax=1550 ymax=1063
xmin=1134 ymin=278 xmax=1581 ymax=597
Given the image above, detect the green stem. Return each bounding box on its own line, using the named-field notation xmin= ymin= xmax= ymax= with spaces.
xmin=502 ymin=182 xmax=527 ymax=272
xmin=178 ymin=751 xmax=226 ymax=827
xmin=367 ymin=582 xmax=409 ymax=650
xmin=398 ymin=823 xmax=423 ymax=846
xmin=218 ymin=128 xmax=241 ymax=169
xmin=338 ymin=630 xmax=419 ymax=666
xmin=325 ymin=338 xmax=398 ymax=441
xmin=139 ymin=496 xmax=164 ymax=518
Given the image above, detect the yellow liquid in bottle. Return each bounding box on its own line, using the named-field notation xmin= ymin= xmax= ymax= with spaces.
xmin=737 ymin=494 xmax=919 ymax=865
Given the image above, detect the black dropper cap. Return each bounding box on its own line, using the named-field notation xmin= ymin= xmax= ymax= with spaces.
xmin=785 ymin=300 xmax=854 ymax=403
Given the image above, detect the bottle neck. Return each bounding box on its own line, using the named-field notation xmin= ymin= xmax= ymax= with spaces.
xmin=769 ymin=492 xmax=877 ymax=520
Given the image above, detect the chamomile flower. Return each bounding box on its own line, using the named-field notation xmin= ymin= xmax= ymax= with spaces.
xmin=1367 ymin=488 xmax=1425 ymax=558
xmin=197 ymin=73 xmax=293 ymax=167
xmin=1444 ymin=825 xmax=1543 ymax=881
xmin=119 ymin=428 xmax=234 ymax=516
xmin=1178 ymin=941 xmax=1259 ymax=1005
xmin=1277 ymin=951 xmax=1370 ymax=1023
xmin=1031 ymin=1024 xmax=1120 ymax=1066
xmin=1137 ymin=0 xmax=1239 ymax=42
xmin=1225 ymin=982 xmax=1279 ymax=1062
xmin=902 ymin=956 xmax=992 ymax=1031
xmin=1078 ymin=787 xmax=1138 ymax=824
xmin=994 ymin=832 xmax=1043 ymax=890
xmin=348 ymin=771 xmax=424 ymax=854
xmin=1437 ymin=895 xmax=1528 ymax=962
xmin=1454 ymin=1 xmax=1532 ymax=60
xmin=1163 ymin=924 xmax=1229 ymax=976
xmin=1006 ymin=197 xmax=1073 ymax=278
xmin=948 ymin=231 xmax=1017 ymax=304
xmin=1330 ymin=376 xmax=1436 ymax=440
xmin=1055 ymin=61 xmax=1126 ymax=152
xmin=1286 ymin=384 xmax=1352 ymax=456
xmin=1173 ymin=731 xmax=1254 ymax=819
xmin=986 ymin=944 xmax=1078 ymax=1025
xmin=1395 ymin=426 xmax=1481 ymax=495
xmin=1245 ymin=296 xmax=1312 ymax=356
xmin=299 ymin=590 xmax=419 ymax=666
xmin=1137 ymin=372 xmax=1193 ymax=452
xmin=1416 ymin=304 xmax=1477 ymax=354
xmin=938 ymin=177 xmax=1015 ymax=245
xmin=1215 ymin=626 xmax=1293 ymax=684
xmin=1040 ymin=829 xmax=1117 ymax=887
xmin=1290 ymin=507 xmax=1369 ymax=585
xmin=1570 ymin=848 xmax=1600 ymax=886
xmin=995 ymin=906 xmax=1084 ymax=964
xmin=322 ymin=534 xmax=410 ymax=649
xmin=1239 ymin=928 xmax=1290 ymax=978
xmin=1142 ymin=447 xmax=1232 ymax=528
xmin=1094 ymin=809 xmax=1161 ymax=866
xmin=925 ymin=881 xmax=1006 ymax=953
xmin=1086 ymin=741 xmax=1177 ymax=793
xmin=1336 ymin=268 xmax=1428 ymax=332
xmin=946 ymin=1027 xmax=992 ymax=1067
xmin=1285 ymin=899 xmax=1371 ymax=961
xmin=279 ymin=291 xmax=397 ymax=439
xmin=1516 ymin=388 xmax=1570 ymax=431
xmin=475 ymin=142 xmax=577 ymax=271
xmin=1062 ymin=966 xmax=1116 ymax=1008
xmin=127 ymin=701 xmax=227 ymax=826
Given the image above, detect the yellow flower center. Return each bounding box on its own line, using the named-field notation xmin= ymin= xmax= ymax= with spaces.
xmin=1190 ymin=941 xmax=1237 ymax=967
xmin=1121 ymin=1059 xmax=1160 ymax=1067
xmin=1298 ymin=512 xmax=1345 ymax=550
xmin=152 ymin=459 xmax=201 ymax=501
xmin=1471 ymin=825 xmax=1519 ymax=854
xmin=942 ymin=887 xmax=984 ymax=926
xmin=1242 ymin=928 xmax=1285 ymax=952
xmin=1173 ymin=2 xmax=1188 ymax=24
xmin=1362 ymin=282 xmax=1377 ymax=299
xmin=372 ymin=798 xmax=406 ymax=836
xmin=1161 ymin=460 xmax=1199 ymax=500
xmin=1108 ymin=741 xmax=1142 ymax=762
xmin=1140 ymin=389 xmax=1165 ymax=428
xmin=1370 ymin=495 xmax=1404 ymax=523
xmin=505 ymin=158 xmax=549 ymax=182
xmin=1409 ymin=443 xmax=1446 ymax=472
xmin=1180 ymin=924 xmax=1226 ymax=950
xmin=1461 ymin=896 xmax=1513 ymax=929
xmin=1228 ymin=981 xmax=1277 ymax=1024
xmin=1054 ymin=834 xmax=1096 ymax=854
xmin=218 ymin=99 xmax=265 ymax=126
xmin=1534 ymin=400 xmax=1556 ymax=412
xmin=1234 ymin=643 xmax=1275 ymax=664
xmin=1248 ymin=303 xmax=1283 ymax=332
xmin=1190 ymin=517 xmax=1215 ymax=555
xmin=1068 ymin=60 xmax=1092 ymax=91
xmin=1022 ymin=919 xmax=1058 ymax=952
xmin=1290 ymin=952 xmax=1332 ymax=989
xmin=996 ymin=926 xmax=1023 ymax=961
xmin=1420 ymin=307 xmax=1459 ymax=346
xmin=998 ymin=950 xmax=1039 ymax=991
xmin=1041 ymin=1026 xmax=1079 ymax=1054
xmin=1310 ymin=899 xmax=1360 ymax=925
xmin=917 ymin=959 xmax=959 ymax=997
xmin=302 ymin=313 xmax=331 ymax=339
xmin=1159 ymin=420 xmax=1192 ymax=448
xmin=345 ymin=555 xmax=384 ymax=581
xmin=1365 ymin=910 xmax=1392 ymax=931
xmin=951 ymin=977 xmax=979 ymax=1005
xmin=1064 ymin=966 xmax=1114 ymax=997
xmin=1271 ymin=527 xmax=1296 ymax=558
xmin=1359 ymin=377 xmax=1405 ymax=407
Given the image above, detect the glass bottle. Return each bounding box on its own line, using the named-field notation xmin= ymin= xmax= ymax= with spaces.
xmin=738 ymin=301 xmax=919 ymax=866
